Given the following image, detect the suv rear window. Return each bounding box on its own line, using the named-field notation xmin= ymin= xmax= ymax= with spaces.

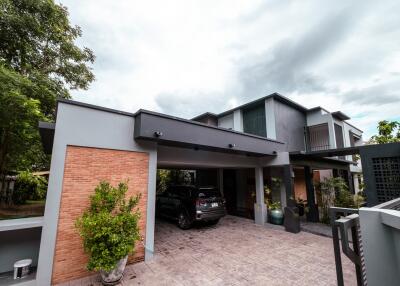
xmin=196 ymin=188 xmax=220 ymax=198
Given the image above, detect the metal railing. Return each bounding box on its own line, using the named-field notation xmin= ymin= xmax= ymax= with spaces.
xmin=331 ymin=198 xmax=400 ymax=286
xmin=309 ymin=144 xmax=331 ymax=152
xmin=330 ymin=207 xmax=366 ymax=286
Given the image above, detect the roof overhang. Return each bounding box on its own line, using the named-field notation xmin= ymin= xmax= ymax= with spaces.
xmin=290 ymin=146 xmax=360 ymax=158
xmin=38 ymin=121 xmax=55 ymax=154
xmin=134 ymin=110 xmax=286 ymax=156
xmin=332 ymin=111 xmax=351 ymax=120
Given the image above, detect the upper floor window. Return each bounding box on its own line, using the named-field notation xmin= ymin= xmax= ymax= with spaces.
xmin=242 ymin=104 xmax=266 ymax=137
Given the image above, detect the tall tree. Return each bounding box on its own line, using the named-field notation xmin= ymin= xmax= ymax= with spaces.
xmin=0 ymin=0 xmax=95 ymax=201
xmin=0 ymin=0 xmax=95 ymax=117
xmin=369 ymin=120 xmax=400 ymax=144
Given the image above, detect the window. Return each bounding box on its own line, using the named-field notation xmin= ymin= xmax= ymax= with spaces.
xmin=242 ymin=105 xmax=266 ymax=137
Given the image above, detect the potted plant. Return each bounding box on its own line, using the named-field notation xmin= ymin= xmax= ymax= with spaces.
xmin=76 ymin=181 xmax=141 ymax=285
xmin=269 ymin=201 xmax=284 ymax=225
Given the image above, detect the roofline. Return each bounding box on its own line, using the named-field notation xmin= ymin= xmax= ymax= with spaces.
xmin=137 ymin=109 xmax=285 ymax=144
xmin=191 ymin=112 xmax=218 ymax=121
xmin=57 ymin=98 xmax=136 ymax=117
xmin=217 ymin=92 xmax=308 ymax=117
xmin=344 ymin=121 xmax=364 ymax=133
xmin=56 ymin=98 xmax=285 ymax=144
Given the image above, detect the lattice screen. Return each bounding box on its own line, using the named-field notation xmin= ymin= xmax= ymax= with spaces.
xmin=372 ymin=156 xmax=400 ymax=203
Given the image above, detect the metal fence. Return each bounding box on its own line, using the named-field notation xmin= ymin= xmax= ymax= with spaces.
xmin=330 ymin=207 xmax=366 ymax=286
xmin=331 ymin=198 xmax=400 ymax=286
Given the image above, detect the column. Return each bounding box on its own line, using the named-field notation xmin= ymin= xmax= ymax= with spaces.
xmin=265 ymin=98 xmax=277 ymax=140
xmin=218 ymin=168 xmax=224 ymax=196
xmin=283 ymin=165 xmax=295 ymax=207
xmin=254 ymin=166 xmax=266 ymax=225
xmin=304 ymin=166 xmax=319 ymax=222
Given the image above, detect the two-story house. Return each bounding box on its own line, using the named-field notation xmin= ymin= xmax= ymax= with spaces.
xmin=1 ymin=92 xmax=364 ymax=285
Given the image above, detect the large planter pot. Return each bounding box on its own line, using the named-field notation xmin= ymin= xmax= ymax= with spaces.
xmin=269 ymin=209 xmax=284 ymax=225
xmin=100 ymin=256 xmax=128 ymax=285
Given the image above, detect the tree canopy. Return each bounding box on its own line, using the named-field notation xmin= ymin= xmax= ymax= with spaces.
xmin=0 ymin=0 xmax=95 ymax=180
xmin=369 ymin=120 xmax=400 ymax=144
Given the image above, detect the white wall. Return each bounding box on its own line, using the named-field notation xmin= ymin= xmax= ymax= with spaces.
xmin=218 ymin=113 xmax=234 ymax=129
xmin=233 ymin=110 xmax=243 ymax=132
xmin=265 ymin=98 xmax=277 ymax=140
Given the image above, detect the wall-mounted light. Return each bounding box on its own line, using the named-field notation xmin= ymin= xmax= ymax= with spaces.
xmin=154 ymin=131 xmax=163 ymax=137
xmin=228 ymin=143 xmax=236 ymax=148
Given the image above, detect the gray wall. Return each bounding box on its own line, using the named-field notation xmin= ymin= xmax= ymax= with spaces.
xmin=274 ymin=100 xmax=307 ymax=152
xmin=37 ymin=101 xmax=158 ymax=285
xmin=0 ymin=227 xmax=42 ymax=273
xmin=359 ymin=207 xmax=400 ymax=285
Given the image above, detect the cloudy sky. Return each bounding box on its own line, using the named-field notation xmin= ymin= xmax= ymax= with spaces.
xmin=60 ymin=0 xmax=400 ymax=139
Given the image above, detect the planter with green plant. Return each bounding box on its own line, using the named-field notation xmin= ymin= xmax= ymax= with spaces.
xmin=76 ymin=181 xmax=141 ymax=285
xmin=269 ymin=201 xmax=284 ymax=225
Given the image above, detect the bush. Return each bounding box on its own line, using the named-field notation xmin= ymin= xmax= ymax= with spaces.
xmin=12 ymin=171 xmax=47 ymax=204
xmin=75 ymin=181 xmax=141 ymax=272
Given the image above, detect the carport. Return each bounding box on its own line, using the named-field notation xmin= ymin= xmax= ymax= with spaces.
xmin=134 ymin=110 xmax=295 ymax=255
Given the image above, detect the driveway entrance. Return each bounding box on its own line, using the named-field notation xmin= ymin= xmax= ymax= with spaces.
xmin=62 ymin=216 xmax=356 ymax=286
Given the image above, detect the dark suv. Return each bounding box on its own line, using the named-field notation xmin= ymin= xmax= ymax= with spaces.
xmin=156 ymin=185 xmax=226 ymax=229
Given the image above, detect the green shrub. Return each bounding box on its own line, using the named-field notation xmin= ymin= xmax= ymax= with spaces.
xmin=76 ymin=181 xmax=141 ymax=272
xmin=12 ymin=171 xmax=47 ymax=204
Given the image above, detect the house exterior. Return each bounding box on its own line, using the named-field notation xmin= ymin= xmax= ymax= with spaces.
xmin=0 ymin=92 xmax=365 ymax=285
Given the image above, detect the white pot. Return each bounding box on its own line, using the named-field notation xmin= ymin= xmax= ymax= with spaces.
xmin=100 ymin=256 xmax=128 ymax=285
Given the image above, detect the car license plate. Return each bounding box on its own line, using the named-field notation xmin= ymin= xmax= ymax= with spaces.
xmin=211 ymin=202 xmax=218 ymax=207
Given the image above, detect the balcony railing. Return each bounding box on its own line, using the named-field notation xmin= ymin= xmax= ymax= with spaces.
xmin=309 ymin=144 xmax=331 ymax=152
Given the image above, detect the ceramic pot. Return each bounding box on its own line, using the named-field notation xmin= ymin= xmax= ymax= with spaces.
xmin=100 ymin=256 xmax=128 ymax=285
xmin=270 ymin=209 xmax=284 ymax=225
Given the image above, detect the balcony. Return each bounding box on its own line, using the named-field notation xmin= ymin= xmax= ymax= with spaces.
xmin=307 ymin=124 xmax=331 ymax=152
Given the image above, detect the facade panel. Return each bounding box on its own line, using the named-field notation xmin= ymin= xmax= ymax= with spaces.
xmin=51 ymin=147 xmax=149 ymax=284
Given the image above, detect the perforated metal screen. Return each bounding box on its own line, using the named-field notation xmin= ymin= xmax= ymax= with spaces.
xmin=372 ymin=156 xmax=400 ymax=203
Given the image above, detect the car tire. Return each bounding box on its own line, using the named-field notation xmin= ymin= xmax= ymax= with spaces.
xmin=177 ymin=210 xmax=191 ymax=230
xmin=208 ymin=219 xmax=220 ymax=225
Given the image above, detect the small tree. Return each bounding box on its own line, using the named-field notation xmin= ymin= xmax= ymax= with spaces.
xmin=318 ymin=177 xmax=351 ymax=223
xmin=369 ymin=120 xmax=400 ymax=144
xmin=76 ymin=181 xmax=141 ymax=272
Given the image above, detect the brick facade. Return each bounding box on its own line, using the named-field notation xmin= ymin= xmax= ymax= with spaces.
xmin=52 ymin=146 xmax=149 ymax=285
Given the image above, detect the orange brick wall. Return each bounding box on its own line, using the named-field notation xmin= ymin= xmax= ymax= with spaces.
xmin=52 ymin=146 xmax=149 ymax=285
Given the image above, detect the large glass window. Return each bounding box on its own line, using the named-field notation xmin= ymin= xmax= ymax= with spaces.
xmin=242 ymin=105 xmax=267 ymax=137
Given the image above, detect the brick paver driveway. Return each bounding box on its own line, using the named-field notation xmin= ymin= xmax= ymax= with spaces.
xmin=66 ymin=215 xmax=356 ymax=286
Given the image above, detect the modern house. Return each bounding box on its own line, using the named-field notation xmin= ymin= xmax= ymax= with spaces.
xmin=1 ymin=92 xmax=365 ymax=285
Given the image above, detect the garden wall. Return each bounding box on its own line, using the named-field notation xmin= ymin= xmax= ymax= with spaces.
xmin=51 ymin=146 xmax=149 ymax=285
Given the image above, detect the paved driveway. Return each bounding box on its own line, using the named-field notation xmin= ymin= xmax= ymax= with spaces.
xmin=66 ymin=216 xmax=356 ymax=286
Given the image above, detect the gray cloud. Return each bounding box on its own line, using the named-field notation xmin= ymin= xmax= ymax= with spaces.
xmin=236 ymin=9 xmax=361 ymax=100
xmin=341 ymin=80 xmax=400 ymax=106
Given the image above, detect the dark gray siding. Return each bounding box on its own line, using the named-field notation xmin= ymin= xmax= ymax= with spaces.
xmin=274 ymin=100 xmax=307 ymax=152
xmin=134 ymin=111 xmax=285 ymax=156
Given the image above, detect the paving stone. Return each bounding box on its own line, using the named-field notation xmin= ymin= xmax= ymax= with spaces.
xmin=60 ymin=216 xmax=356 ymax=286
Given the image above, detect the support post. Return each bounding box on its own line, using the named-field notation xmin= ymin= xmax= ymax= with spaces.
xmin=254 ymin=166 xmax=266 ymax=225
xmin=283 ymin=165 xmax=295 ymax=207
xmin=305 ymin=166 xmax=319 ymax=222
xmin=218 ymin=168 xmax=224 ymax=197
xmin=347 ymin=168 xmax=355 ymax=194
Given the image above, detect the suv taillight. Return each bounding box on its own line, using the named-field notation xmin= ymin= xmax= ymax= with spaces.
xmin=196 ymin=198 xmax=207 ymax=207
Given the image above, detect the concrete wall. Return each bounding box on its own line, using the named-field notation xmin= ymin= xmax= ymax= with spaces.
xmin=218 ymin=113 xmax=234 ymax=129
xmin=36 ymin=102 xmax=157 ymax=286
xmin=0 ymin=227 xmax=42 ymax=273
xmin=359 ymin=207 xmax=400 ymax=285
xmin=274 ymin=100 xmax=306 ymax=152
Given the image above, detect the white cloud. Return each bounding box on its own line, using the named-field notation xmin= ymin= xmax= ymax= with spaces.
xmin=60 ymin=0 xmax=400 ymax=139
